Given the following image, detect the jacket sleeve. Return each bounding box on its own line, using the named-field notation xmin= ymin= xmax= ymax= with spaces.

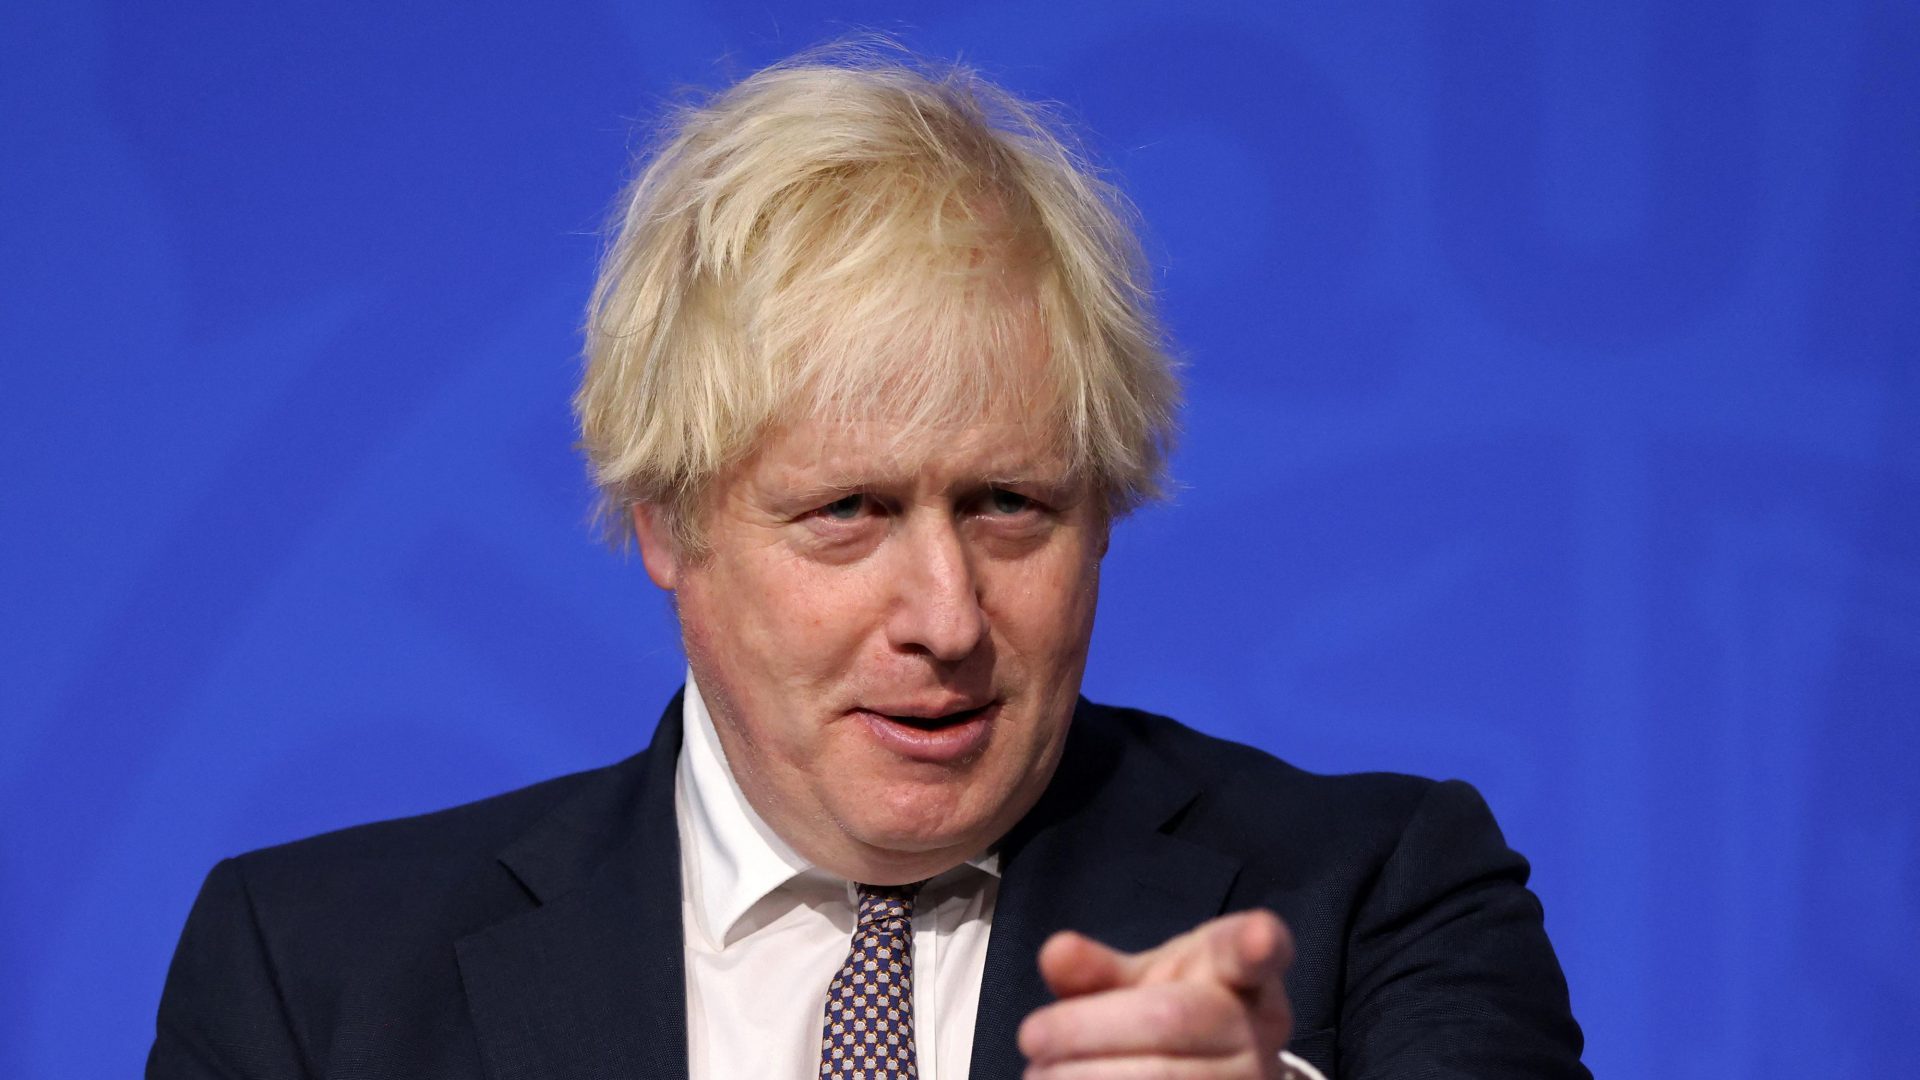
xmin=1338 ymin=779 xmax=1590 ymax=1079
xmin=148 ymin=858 xmax=312 ymax=1080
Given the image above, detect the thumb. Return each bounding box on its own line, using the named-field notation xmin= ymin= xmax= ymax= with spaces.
xmin=1037 ymin=930 xmax=1136 ymax=999
xmin=1200 ymin=909 xmax=1293 ymax=994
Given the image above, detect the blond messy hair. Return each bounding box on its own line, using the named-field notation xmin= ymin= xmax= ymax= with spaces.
xmin=575 ymin=43 xmax=1180 ymax=552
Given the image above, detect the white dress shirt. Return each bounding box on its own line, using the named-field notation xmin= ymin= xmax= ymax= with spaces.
xmin=674 ymin=674 xmax=1326 ymax=1080
xmin=676 ymin=676 xmax=999 ymax=1079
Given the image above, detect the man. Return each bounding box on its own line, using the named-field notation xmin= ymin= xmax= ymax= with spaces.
xmin=150 ymin=48 xmax=1587 ymax=1080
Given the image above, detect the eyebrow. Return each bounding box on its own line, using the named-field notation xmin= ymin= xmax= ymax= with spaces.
xmin=968 ymin=472 xmax=1077 ymax=497
xmin=771 ymin=463 xmax=1077 ymax=502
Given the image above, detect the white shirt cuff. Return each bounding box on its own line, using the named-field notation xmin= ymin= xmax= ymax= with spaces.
xmin=1280 ymin=1048 xmax=1328 ymax=1080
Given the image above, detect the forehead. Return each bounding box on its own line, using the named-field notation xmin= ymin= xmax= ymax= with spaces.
xmin=746 ymin=415 xmax=1073 ymax=493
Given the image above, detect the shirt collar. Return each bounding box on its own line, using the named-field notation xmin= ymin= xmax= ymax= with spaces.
xmin=676 ymin=670 xmax=999 ymax=949
xmin=678 ymin=672 xmax=813 ymax=949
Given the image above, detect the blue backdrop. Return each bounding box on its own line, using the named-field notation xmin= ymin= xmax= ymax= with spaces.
xmin=4 ymin=2 xmax=1915 ymax=1077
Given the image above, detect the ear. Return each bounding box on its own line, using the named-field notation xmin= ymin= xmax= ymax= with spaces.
xmin=631 ymin=504 xmax=682 ymax=590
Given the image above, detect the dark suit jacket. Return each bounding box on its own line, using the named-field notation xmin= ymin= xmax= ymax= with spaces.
xmin=149 ymin=696 xmax=1588 ymax=1079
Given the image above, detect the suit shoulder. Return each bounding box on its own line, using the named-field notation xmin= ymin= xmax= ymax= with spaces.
xmin=1083 ymin=700 xmax=1470 ymax=882
xmin=229 ymin=751 xmax=644 ymax=900
xmin=1089 ymin=700 xmax=1437 ymax=816
xmin=160 ymin=742 xmax=672 ymax=1052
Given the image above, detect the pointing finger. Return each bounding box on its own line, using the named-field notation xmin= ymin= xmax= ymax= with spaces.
xmin=1037 ymin=930 xmax=1137 ymax=999
xmin=1019 ymin=979 xmax=1251 ymax=1062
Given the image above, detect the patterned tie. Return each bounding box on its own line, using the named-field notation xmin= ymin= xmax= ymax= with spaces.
xmin=818 ymin=883 xmax=921 ymax=1079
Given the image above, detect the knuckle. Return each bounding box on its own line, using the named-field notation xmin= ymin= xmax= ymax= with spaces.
xmin=1140 ymin=986 xmax=1195 ymax=1035
xmin=1153 ymin=981 xmax=1238 ymax=1043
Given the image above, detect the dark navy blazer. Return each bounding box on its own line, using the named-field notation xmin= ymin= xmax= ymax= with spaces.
xmin=149 ymin=696 xmax=1589 ymax=1079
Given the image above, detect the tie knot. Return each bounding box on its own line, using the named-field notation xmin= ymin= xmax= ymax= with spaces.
xmin=855 ymin=882 xmax=920 ymax=927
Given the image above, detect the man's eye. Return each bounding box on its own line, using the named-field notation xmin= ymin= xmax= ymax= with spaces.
xmin=818 ymin=494 xmax=866 ymax=521
xmin=988 ymin=489 xmax=1033 ymax=515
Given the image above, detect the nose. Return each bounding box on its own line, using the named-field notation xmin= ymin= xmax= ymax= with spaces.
xmin=885 ymin=516 xmax=988 ymax=663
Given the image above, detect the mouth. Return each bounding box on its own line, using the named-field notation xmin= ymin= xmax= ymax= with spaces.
xmin=875 ymin=703 xmax=992 ymax=729
xmin=853 ymin=701 xmax=999 ymax=763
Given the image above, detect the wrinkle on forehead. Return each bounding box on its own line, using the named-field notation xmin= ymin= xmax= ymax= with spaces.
xmin=757 ymin=415 xmax=1077 ymax=496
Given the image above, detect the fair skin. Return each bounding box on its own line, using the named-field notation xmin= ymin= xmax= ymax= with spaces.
xmin=632 ymin=366 xmax=1291 ymax=1078
xmin=1022 ymin=912 xmax=1295 ymax=1080
xmin=634 ymin=407 xmax=1103 ymax=887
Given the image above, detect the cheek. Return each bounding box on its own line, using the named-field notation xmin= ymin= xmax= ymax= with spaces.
xmin=686 ymin=553 xmax=883 ymax=697
xmin=992 ymin=548 xmax=1101 ymax=662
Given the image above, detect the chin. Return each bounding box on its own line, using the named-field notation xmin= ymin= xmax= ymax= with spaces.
xmin=844 ymin=800 xmax=987 ymax=858
xmin=850 ymin=817 xmax=978 ymax=856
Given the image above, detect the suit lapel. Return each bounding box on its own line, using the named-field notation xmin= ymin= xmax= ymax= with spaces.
xmin=450 ymin=696 xmax=1237 ymax=1080
xmin=969 ymin=702 xmax=1243 ymax=1080
xmin=456 ymin=696 xmax=690 ymax=1080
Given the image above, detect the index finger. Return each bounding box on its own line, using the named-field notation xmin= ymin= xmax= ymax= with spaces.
xmin=1037 ymin=929 xmax=1140 ymax=999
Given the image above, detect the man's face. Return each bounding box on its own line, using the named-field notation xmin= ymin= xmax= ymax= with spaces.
xmin=636 ymin=371 xmax=1105 ymax=885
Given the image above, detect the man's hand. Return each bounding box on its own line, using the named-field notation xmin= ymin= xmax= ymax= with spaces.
xmin=1017 ymin=909 xmax=1296 ymax=1079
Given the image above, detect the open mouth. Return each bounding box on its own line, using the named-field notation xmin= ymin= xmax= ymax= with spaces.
xmin=878 ymin=704 xmax=991 ymax=730
xmin=856 ymin=701 xmax=999 ymax=763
